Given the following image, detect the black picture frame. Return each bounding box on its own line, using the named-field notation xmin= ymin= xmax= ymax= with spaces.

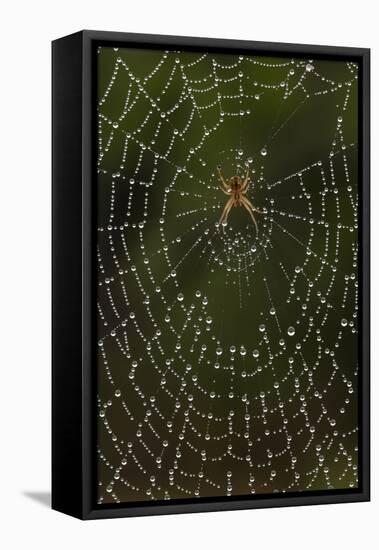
xmin=52 ymin=30 xmax=370 ymax=520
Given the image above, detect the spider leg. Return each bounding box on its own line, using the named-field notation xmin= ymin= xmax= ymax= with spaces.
xmin=240 ymin=196 xmax=259 ymax=234
xmin=241 ymin=195 xmax=254 ymax=209
xmin=217 ymin=167 xmax=230 ymax=191
xmin=241 ymin=183 xmax=250 ymax=194
xmin=240 ymin=168 xmax=250 ymax=192
xmin=241 ymin=195 xmax=263 ymax=214
xmin=218 ymin=197 xmax=234 ymax=229
xmin=219 ymin=185 xmax=231 ymax=195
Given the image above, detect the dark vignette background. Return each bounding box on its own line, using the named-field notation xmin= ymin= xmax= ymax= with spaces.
xmin=95 ymin=46 xmax=359 ymax=505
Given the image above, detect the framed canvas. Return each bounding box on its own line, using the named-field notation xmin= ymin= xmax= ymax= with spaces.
xmin=52 ymin=30 xmax=370 ymax=519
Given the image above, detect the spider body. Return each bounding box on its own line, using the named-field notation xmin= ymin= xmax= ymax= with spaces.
xmin=217 ymin=167 xmax=263 ymax=233
xmin=229 ymin=176 xmax=243 ymax=203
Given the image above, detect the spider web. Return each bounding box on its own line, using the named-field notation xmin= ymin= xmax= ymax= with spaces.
xmin=95 ymin=45 xmax=359 ymax=504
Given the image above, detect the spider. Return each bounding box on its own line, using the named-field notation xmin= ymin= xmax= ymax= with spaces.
xmin=217 ymin=166 xmax=263 ymax=233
